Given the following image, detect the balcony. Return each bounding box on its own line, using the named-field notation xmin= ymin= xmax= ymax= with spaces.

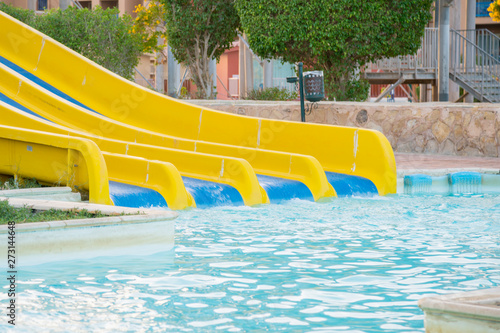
xmin=476 ymin=1 xmax=494 ymax=17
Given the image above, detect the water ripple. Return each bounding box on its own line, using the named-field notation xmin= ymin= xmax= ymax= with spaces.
xmin=3 ymin=194 xmax=499 ymax=332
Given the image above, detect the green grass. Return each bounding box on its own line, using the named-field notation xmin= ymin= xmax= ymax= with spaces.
xmin=1 ymin=176 xmax=42 ymax=190
xmin=0 ymin=200 xmax=108 ymax=224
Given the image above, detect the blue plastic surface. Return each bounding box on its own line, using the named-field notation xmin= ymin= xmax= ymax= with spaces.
xmin=0 ymin=91 xmax=51 ymax=122
xmin=448 ymin=171 xmax=482 ymax=194
xmin=256 ymin=174 xmax=314 ymax=204
xmin=0 ymin=55 xmax=99 ymax=114
xmin=109 ymin=181 xmax=168 ymax=208
xmin=325 ymin=172 xmax=378 ymax=197
xmin=404 ymin=174 xmax=433 ymax=194
xmin=448 ymin=171 xmax=482 ymax=184
xmin=182 ymin=177 xmax=244 ymax=208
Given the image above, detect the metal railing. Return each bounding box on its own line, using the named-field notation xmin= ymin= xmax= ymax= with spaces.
xmin=456 ymin=29 xmax=500 ymax=61
xmin=450 ymin=29 xmax=500 ymax=101
xmin=367 ymin=28 xmax=438 ymax=73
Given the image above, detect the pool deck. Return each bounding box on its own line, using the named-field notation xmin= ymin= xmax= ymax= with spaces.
xmin=396 ymin=153 xmax=500 ymax=171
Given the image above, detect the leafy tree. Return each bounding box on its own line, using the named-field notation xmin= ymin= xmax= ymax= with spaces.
xmin=488 ymin=0 xmax=500 ymax=22
xmin=0 ymin=4 xmax=143 ymax=80
xmin=162 ymin=0 xmax=241 ymax=99
xmin=235 ymin=0 xmax=434 ymax=101
xmin=131 ymin=2 xmax=167 ymax=56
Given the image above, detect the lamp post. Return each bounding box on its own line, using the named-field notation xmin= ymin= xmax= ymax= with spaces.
xmin=287 ymin=62 xmax=324 ymax=122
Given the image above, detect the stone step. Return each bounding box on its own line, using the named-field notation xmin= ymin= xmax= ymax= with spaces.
xmin=0 ymin=187 xmax=81 ymax=202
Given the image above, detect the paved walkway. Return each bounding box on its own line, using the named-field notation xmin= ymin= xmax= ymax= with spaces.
xmin=395 ymin=153 xmax=500 ymax=170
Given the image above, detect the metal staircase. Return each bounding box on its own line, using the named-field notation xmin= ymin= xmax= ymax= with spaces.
xmin=365 ymin=28 xmax=500 ymax=103
xmin=450 ymin=29 xmax=500 ymax=102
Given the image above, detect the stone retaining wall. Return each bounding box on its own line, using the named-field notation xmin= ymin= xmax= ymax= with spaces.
xmin=191 ymin=101 xmax=500 ymax=158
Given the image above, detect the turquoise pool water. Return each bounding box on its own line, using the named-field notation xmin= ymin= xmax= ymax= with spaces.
xmin=3 ymin=194 xmax=500 ymax=332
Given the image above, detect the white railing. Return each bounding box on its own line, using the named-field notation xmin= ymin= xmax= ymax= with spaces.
xmin=367 ymin=28 xmax=438 ymax=73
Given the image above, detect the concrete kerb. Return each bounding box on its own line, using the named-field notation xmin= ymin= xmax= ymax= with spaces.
xmin=0 ymin=196 xmax=177 ymax=233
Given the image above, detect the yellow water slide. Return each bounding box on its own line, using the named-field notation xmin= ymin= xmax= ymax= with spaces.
xmin=0 ymin=11 xmax=396 ymax=209
xmin=0 ymin=61 xmax=335 ymax=202
xmin=0 ymin=125 xmax=112 ymax=205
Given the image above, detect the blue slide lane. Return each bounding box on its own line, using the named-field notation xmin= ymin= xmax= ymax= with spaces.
xmin=112 ymin=178 xmax=246 ymax=209
xmin=1 ymin=56 xmax=380 ymax=204
xmin=0 ymin=55 xmax=99 ymax=114
xmin=182 ymin=177 xmax=244 ymax=208
xmin=0 ymin=91 xmax=51 ymax=122
xmin=256 ymin=174 xmax=314 ymax=204
xmin=3 ymin=95 xmax=246 ymax=209
xmin=109 ymin=181 xmax=168 ymax=208
xmin=325 ymin=172 xmax=378 ymax=197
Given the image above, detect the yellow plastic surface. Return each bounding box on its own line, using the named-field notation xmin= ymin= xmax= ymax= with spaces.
xmin=0 ymin=101 xmax=268 ymax=207
xmin=0 ymin=12 xmax=396 ymax=199
xmin=0 ymin=61 xmax=334 ymax=201
xmin=0 ymin=125 xmax=112 ymax=205
xmin=102 ymin=153 xmax=196 ymax=210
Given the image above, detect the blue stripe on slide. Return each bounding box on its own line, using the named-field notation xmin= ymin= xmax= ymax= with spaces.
xmin=0 ymin=91 xmax=52 ymax=122
xmin=256 ymin=174 xmax=314 ymax=204
xmin=0 ymin=55 xmax=100 ymax=115
xmin=182 ymin=177 xmax=244 ymax=208
xmin=325 ymin=172 xmax=378 ymax=197
xmin=109 ymin=181 xmax=168 ymax=208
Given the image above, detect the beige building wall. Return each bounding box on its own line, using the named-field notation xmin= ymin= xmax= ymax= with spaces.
xmin=5 ymin=0 xmax=28 ymax=9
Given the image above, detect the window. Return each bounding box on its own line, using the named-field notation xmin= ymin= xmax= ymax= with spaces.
xmin=476 ymin=1 xmax=494 ymax=17
xmin=79 ymin=1 xmax=92 ymax=9
xmin=100 ymin=0 xmax=118 ymax=10
xmin=37 ymin=0 xmax=48 ymax=10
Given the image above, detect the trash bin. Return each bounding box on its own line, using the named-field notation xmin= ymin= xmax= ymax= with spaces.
xmin=303 ymin=71 xmax=324 ymax=102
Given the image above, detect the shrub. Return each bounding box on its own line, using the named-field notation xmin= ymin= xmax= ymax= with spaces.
xmin=0 ymin=4 xmax=143 ymax=80
xmin=245 ymin=87 xmax=298 ymax=101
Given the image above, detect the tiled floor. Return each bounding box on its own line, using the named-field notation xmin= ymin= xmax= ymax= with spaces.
xmin=395 ymin=153 xmax=500 ymax=170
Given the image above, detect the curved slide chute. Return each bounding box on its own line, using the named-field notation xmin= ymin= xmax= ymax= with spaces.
xmin=0 ymin=12 xmax=396 ymax=209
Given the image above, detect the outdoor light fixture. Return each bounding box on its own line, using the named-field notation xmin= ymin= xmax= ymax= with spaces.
xmin=303 ymin=71 xmax=324 ymax=102
xmin=286 ymin=64 xmax=325 ymax=122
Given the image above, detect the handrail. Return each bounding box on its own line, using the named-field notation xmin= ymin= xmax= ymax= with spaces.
xmin=367 ymin=28 xmax=438 ymax=73
xmin=456 ymin=29 xmax=500 ymax=60
xmin=450 ymin=29 xmax=500 ymax=102
xmin=451 ymin=29 xmax=500 ymax=67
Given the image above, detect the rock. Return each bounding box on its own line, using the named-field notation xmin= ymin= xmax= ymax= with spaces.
xmin=440 ymin=139 xmax=456 ymax=155
xmin=432 ymin=120 xmax=451 ymax=143
xmin=444 ymin=112 xmax=456 ymax=127
xmin=371 ymin=110 xmax=386 ymax=122
xmin=456 ymin=138 xmax=466 ymax=151
xmin=466 ymin=118 xmax=482 ymax=138
xmin=428 ymin=109 xmax=441 ymax=123
xmin=424 ymin=139 xmax=438 ymax=153
xmin=462 ymin=146 xmax=482 ymax=157
xmin=398 ymin=142 xmax=414 ymax=153
xmin=481 ymin=137 xmax=498 ymax=157
xmin=356 ymin=109 xmax=368 ymax=124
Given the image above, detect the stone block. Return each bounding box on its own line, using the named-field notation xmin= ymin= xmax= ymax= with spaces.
xmin=432 ymin=120 xmax=451 ymax=143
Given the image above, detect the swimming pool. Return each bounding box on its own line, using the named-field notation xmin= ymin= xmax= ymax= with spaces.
xmin=3 ymin=194 xmax=500 ymax=332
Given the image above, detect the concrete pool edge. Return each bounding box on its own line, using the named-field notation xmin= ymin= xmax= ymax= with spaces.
xmin=0 ymin=197 xmax=177 ymax=266
xmin=397 ymin=168 xmax=500 ymax=178
xmin=419 ymin=288 xmax=500 ymax=333
xmin=396 ymin=169 xmax=500 ymax=194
